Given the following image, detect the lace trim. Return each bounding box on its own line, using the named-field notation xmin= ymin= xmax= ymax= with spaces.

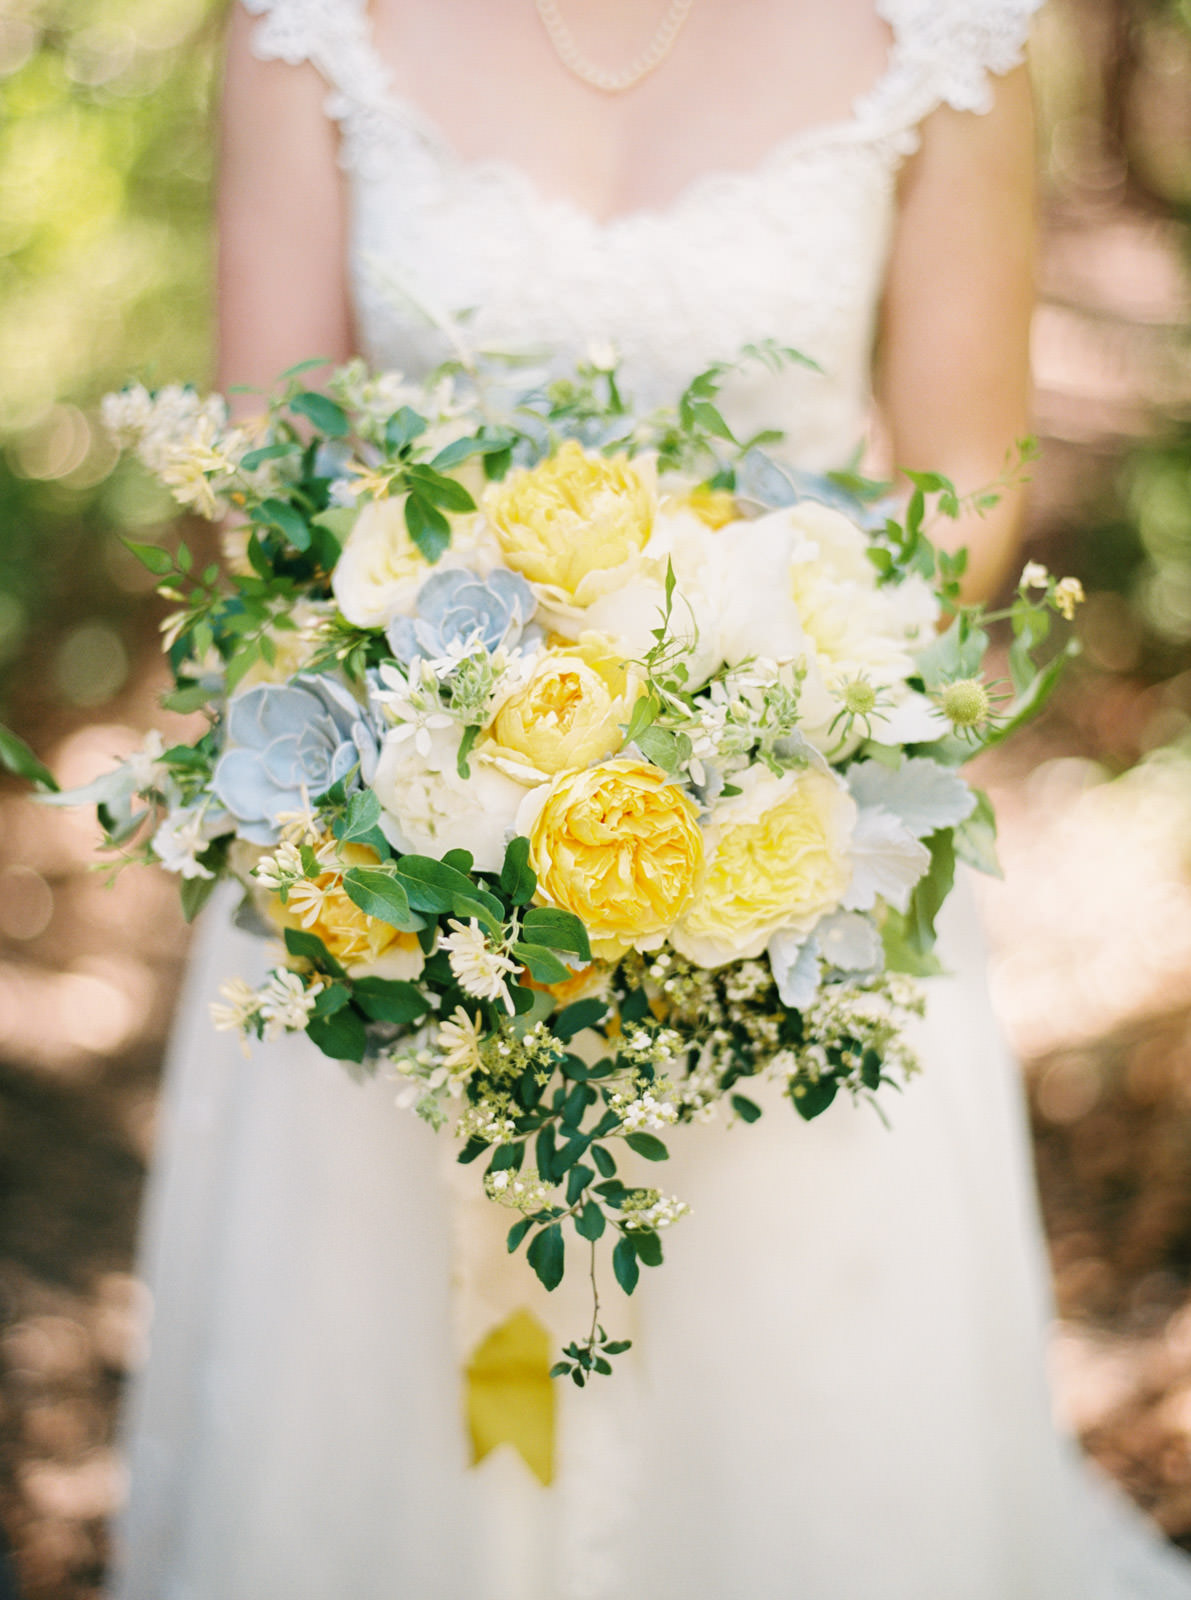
xmin=239 ymin=0 xmax=1044 ymax=210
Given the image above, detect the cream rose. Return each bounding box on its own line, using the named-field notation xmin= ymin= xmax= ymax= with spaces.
xmin=487 ymin=640 xmax=641 ymax=779
xmin=331 ymin=497 xmax=497 ymax=630
xmin=671 ymin=764 xmax=857 ymax=967
xmin=372 ymin=724 xmax=527 ymax=873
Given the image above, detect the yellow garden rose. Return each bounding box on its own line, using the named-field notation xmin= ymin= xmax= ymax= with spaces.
xmin=488 ymin=640 xmax=641 ymax=778
xmin=522 ymin=759 xmax=703 ymax=959
xmin=268 ymin=842 xmax=425 ymax=980
xmin=671 ymin=766 xmax=856 ymax=967
xmin=483 ymin=440 xmax=655 ymax=605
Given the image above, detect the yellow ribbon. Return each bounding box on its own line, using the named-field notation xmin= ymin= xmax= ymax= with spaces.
xmin=465 ymin=1307 xmax=556 ymax=1487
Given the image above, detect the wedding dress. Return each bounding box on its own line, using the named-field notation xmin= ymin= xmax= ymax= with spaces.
xmin=110 ymin=3 xmax=1191 ymax=1596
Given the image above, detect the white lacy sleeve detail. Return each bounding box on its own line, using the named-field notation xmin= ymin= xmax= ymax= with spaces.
xmin=239 ymin=0 xmax=398 ymax=165
xmin=859 ymin=0 xmax=1044 ymax=145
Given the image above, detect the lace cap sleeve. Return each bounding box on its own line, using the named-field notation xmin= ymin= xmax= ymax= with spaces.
xmin=239 ymin=0 xmax=390 ymax=108
xmin=862 ymin=0 xmax=1044 ymax=141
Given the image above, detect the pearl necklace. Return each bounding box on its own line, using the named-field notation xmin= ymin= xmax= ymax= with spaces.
xmin=533 ymin=0 xmax=696 ymax=94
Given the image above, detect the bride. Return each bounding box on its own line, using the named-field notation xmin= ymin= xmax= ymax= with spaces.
xmin=110 ymin=2 xmax=1191 ymax=1597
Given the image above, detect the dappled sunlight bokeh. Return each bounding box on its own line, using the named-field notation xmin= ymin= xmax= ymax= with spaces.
xmin=1 ymin=0 xmax=1190 ymax=1594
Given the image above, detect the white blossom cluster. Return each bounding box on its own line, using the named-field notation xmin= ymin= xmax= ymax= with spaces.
xmin=101 ymin=383 xmax=255 ymax=519
xmin=621 ymin=1189 xmax=691 ymax=1232
xmin=210 ymin=969 xmax=325 ymax=1043
xmin=782 ymin=975 xmax=926 ymax=1100
xmin=485 ymin=1166 xmax=555 ymax=1213
xmin=610 ymin=1076 xmax=680 ymax=1133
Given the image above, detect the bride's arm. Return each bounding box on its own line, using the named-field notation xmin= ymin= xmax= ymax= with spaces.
xmin=216 ymin=4 xmax=354 ymax=400
xmin=876 ymin=65 xmax=1038 ymax=604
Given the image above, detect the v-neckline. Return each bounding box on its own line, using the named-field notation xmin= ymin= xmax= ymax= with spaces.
xmin=351 ymin=8 xmax=908 ymax=234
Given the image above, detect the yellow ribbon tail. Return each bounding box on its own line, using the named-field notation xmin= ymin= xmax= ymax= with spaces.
xmin=465 ymin=1307 xmax=556 ymax=1487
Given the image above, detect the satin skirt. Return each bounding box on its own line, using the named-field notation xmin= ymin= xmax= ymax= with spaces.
xmin=110 ymin=880 xmax=1191 ymax=1599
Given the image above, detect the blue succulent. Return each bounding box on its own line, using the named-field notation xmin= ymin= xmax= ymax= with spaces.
xmin=212 ymin=675 xmax=381 ymax=844
xmin=386 ymin=567 xmax=536 ymax=665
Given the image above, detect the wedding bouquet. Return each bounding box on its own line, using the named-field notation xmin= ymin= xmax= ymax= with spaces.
xmin=5 ymin=344 xmax=1081 ymax=1379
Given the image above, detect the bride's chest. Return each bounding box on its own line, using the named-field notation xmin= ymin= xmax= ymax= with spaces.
xmin=344 ymin=119 xmax=901 ymax=405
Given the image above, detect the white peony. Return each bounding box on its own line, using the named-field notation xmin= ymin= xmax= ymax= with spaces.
xmin=371 ymin=723 xmax=528 ymax=872
xmin=331 ymin=498 xmax=499 ymax=630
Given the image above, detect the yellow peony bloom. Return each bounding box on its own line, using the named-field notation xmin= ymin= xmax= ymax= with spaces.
xmin=672 ymin=767 xmax=856 ymax=967
xmin=484 ymin=440 xmax=655 ymax=605
xmin=488 ymin=640 xmax=641 ymax=778
xmin=664 ymin=484 xmax=739 ymax=530
xmin=524 ymin=759 xmax=703 ymax=959
xmin=268 ymin=842 xmax=425 ymax=980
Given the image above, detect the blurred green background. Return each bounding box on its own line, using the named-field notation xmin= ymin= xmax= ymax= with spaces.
xmin=0 ymin=1 xmax=1190 ymax=1595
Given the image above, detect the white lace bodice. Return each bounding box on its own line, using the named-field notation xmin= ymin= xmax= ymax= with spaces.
xmin=242 ymin=0 xmax=1042 ymax=471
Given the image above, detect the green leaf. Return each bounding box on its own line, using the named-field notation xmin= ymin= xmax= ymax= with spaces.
xmin=307 ymin=1004 xmax=368 ymax=1062
xmin=160 ymin=684 xmax=213 ymax=715
xmin=980 ymin=641 xmax=1079 ymax=751
xmin=881 ymin=908 xmax=946 ymax=977
xmin=506 ymin=1218 xmax=533 ymax=1253
xmin=180 ymin=873 xmax=218 ymax=923
xmin=590 ymin=1143 xmax=617 ymax=1179
xmin=624 ymin=1132 xmax=669 ymax=1162
xmin=385 ymin=407 xmax=428 ymax=452
xmin=340 ymin=789 xmax=382 ymax=843
xmin=907 ymin=829 xmax=956 ymax=957
xmin=861 ymin=1048 xmax=882 ymax=1092
xmin=342 ymin=867 xmax=422 ymax=930
xmin=430 ymin=429 xmax=516 ymax=471
xmin=621 ymin=693 xmax=658 ymax=746
xmin=565 ymin=1162 xmax=594 ymax=1206
xmin=290 ymin=391 xmax=350 ymax=437
xmin=0 ymin=725 xmax=58 ymax=791
xmin=310 ymin=505 xmax=359 ymax=541
xmin=953 ymin=788 xmax=1002 ymax=878
xmin=790 ymin=1075 xmax=839 ymax=1121
xmin=612 ymin=1236 xmax=640 ymax=1295
xmin=553 ymin=998 xmax=610 ymax=1043
xmin=278 ymin=356 xmax=330 ymax=380
xmin=351 ymin=977 xmax=429 ymax=1026
xmin=239 ymin=441 xmax=298 ymax=472
xmin=401 ymin=858 xmax=504 ymax=923
xmin=527 ymin=1223 xmax=565 ymax=1292
xmin=730 ymin=1093 xmax=763 ymax=1123
xmin=312 ymin=982 xmax=352 ymax=1019
xmin=575 ymin=1204 xmax=606 ymax=1241
xmin=406 ymin=463 xmax=476 ymax=512
xmin=513 ymin=943 xmax=572 ymax=985
xmin=521 ymin=907 xmax=591 ymax=962
xmin=121 ymin=538 xmax=174 ymax=576
xmin=256 ymin=497 xmax=310 ymax=551
xmin=443 ymin=847 xmax=474 ymax=875
xmin=283 ymin=926 xmax=347 ymax=978
xmin=403 ymin=493 xmax=451 ymax=562
xmin=632 ymin=1230 xmax=663 ymax=1268
xmin=499 ymin=835 xmax=536 ymax=906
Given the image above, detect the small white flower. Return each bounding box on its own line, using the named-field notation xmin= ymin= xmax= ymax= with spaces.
xmin=253 ymin=840 xmax=305 ymax=890
xmin=256 ymin=969 xmax=323 ymax=1040
xmin=1054 ymin=576 xmax=1085 ymax=621
xmin=436 ymin=1007 xmax=485 ymax=1079
xmin=1020 ymin=561 xmax=1050 ymax=590
xmin=441 ymin=920 xmax=519 ymax=1012
xmin=210 ymin=977 xmax=259 ymax=1034
xmin=152 ymin=805 xmax=215 ymax=880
